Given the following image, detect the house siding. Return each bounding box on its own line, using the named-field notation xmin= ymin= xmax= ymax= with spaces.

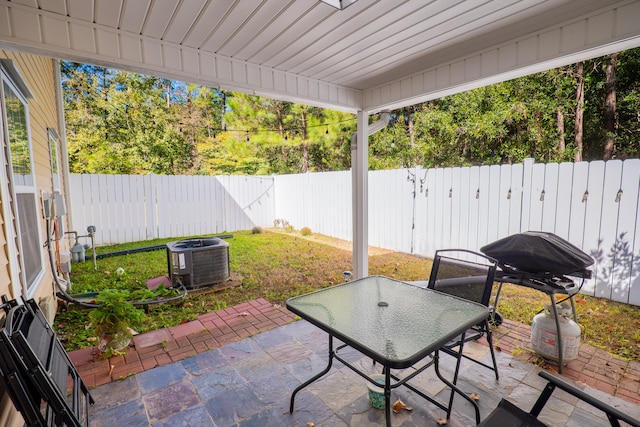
xmin=0 ymin=49 xmax=65 ymax=427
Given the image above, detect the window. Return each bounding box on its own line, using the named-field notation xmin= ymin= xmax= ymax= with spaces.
xmin=1 ymin=67 xmax=43 ymax=294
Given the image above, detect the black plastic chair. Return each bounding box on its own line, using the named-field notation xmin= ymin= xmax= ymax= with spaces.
xmin=0 ymin=296 xmax=94 ymax=426
xmin=480 ymin=370 xmax=640 ymax=426
xmin=428 ymin=249 xmax=500 ymax=380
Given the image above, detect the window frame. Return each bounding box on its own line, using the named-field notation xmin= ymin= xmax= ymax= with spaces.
xmin=0 ymin=65 xmax=45 ymax=298
xmin=48 ymin=128 xmax=61 ymax=191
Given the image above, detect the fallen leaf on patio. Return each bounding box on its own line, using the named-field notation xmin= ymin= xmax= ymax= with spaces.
xmin=392 ymin=399 xmax=412 ymax=413
xmin=436 ymin=418 xmax=447 ymax=425
xmin=307 ymin=423 xmax=314 ymax=427
xmin=470 ymin=393 xmax=480 ymax=401
xmin=108 ymin=365 xmax=115 ymax=376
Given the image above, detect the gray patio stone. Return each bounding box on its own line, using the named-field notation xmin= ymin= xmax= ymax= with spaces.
xmin=263 ymin=337 xmax=314 ymax=364
xmin=143 ymin=380 xmax=201 ymax=421
xmin=251 ymin=326 xmax=293 ymax=349
xmin=87 ymin=318 xmax=640 ymax=427
xmin=90 ymin=398 xmax=148 ymax=427
xmin=203 ymin=385 xmax=264 ymax=425
xmin=285 ymin=351 xmax=334 ymax=383
xmin=136 ymin=362 xmax=188 ymax=393
xmin=219 ymin=337 xmax=262 ymax=362
xmin=182 ymin=347 xmax=227 ymax=376
xmin=270 ymin=388 xmax=338 ymax=425
xmin=151 ymin=403 xmax=214 ymax=427
xmin=192 ymin=364 xmax=246 ymax=401
xmin=88 ymin=375 xmax=140 ymax=411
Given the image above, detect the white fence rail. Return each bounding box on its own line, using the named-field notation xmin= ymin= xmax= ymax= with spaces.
xmin=69 ymin=158 xmax=640 ymax=306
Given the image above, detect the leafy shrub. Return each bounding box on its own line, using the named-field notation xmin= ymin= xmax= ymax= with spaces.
xmin=301 ymin=227 xmax=312 ymax=236
xmin=252 ymin=226 xmax=263 ymax=234
xmin=89 ymin=289 xmax=146 ymax=357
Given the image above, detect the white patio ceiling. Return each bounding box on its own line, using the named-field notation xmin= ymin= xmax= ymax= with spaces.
xmin=1 ymin=0 xmax=640 ymax=114
xmin=2 ymin=0 xmax=640 ymax=278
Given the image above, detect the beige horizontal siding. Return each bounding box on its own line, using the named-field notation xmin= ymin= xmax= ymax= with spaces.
xmin=0 ymin=49 xmax=61 ymax=427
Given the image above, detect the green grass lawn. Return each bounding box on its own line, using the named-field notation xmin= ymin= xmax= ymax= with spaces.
xmin=54 ymin=229 xmax=640 ymax=361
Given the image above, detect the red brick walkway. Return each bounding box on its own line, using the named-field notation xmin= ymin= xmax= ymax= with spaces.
xmin=68 ymin=298 xmax=296 ymax=388
xmin=68 ymin=299 xmax=640 ymax=408
xmin=493 ymin=319 xmax=640 ymax=406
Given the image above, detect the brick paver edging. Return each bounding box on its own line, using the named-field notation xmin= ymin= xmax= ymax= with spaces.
xmin=68 ymin=298 xmax=297 ymax=388
xmin=68 ymin=299 xmax=640 ymax=409
xmin=492 ymin=319 xmax=640 ymax=406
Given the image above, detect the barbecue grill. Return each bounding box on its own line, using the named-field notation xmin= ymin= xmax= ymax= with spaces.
xmin=480 ymin=231 xmax=594 ymax=372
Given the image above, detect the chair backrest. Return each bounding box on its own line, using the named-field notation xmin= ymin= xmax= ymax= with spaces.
xmin=428 ymin=249 xmax=498 ymax=307
xmin=0 ymin=297 xmax=93 ymax=427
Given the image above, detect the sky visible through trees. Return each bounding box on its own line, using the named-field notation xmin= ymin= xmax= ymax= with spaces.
xmin=62 ymin=47 xmax=640 ymax=176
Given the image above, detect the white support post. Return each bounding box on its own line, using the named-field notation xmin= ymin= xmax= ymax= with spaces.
xmin=352 ymin=111 xmax=369 ymax=279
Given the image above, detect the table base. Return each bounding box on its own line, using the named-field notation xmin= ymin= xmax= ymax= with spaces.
xmin=289 ymin=335 xmax=481 ymax=426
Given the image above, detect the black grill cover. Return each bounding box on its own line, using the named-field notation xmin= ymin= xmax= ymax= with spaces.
xmin=480 ymin=231 xmax=593 ymax=278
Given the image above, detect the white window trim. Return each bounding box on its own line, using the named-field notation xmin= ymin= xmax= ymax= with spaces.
xmin=1 ymin=65 xmax=45 ymax=298
xmin=48 ymin=128 xmax=61 ymax=191
xmin=0 ymin=84 xmax=21 ymax=299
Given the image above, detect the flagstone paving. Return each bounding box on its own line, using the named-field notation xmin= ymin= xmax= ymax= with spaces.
xmin=68 ymin=298 xmax=640 ymax=426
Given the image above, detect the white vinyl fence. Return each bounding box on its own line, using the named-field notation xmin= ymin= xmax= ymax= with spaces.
xmin=69 ymin=158 xmax=640 ymax=306
xmin=68 ymin=174 xmax=275 ymax=245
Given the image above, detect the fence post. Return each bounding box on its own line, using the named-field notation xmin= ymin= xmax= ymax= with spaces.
xmin=520 ymin=158 xmax=535 ymax=232
xmin=144 ymin=174 xmax=157 ymax=240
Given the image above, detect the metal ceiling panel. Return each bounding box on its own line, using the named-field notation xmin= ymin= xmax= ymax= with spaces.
xmin=10 ymin=0 xmax=34 ymax=6
xmin=199 ymin=0 xmax=262 ymax=53
xmin=314 ymin=0 xmax=526 ymax=85
xmin=142 ymin=0 xmax=178 ymax=39
xmin=287 ymin=1 xmax=435 ymax=77
xmin=9 ymin=6 xmax=40 ymax=42
xmin=66 ymin=0 xmax=93 ymax=22
xmin=94 ymin=0 xmax=122 ymax=27
xmin=181 ymin=0 xmax=234 ymax=49
xmin=119 ymin=0 xmax=151 ymax=34
xmin=0 ymin=0 xmax=639 ymax=113
xmin=38 ymin=0 xmax=66 ymax=15
xmin=269 ymin=0 xmax=402 ymax=72
xmin=248 ymin=3 xmax=331 ymax=65
xmin=216 ymin=0 xmax=291 ymax=57
xmin=0 ymin=5 xmax=10 ymax=37
xmin=162 ymin=0 xmax=208 ymax=44
xmin=234 ymin=0 xmax=318 ymax=61
xmin=40 ymin=14 xmax=68 ymax=47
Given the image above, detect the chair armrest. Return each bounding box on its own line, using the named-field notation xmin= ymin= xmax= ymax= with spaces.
xmin=537 ymin=370 xmax=640 ymax=427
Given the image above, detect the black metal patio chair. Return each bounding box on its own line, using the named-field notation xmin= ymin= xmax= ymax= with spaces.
xmin=427 ymin=249 xmax=500 ymax=380
xmin=479 ymin=370 xmax=640 ymax=426
xmin=0 ymin=296 xmax=94 ymax=426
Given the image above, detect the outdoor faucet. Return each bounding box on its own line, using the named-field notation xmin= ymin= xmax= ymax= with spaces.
xmin=343 ymin=271 xmax=352 ymax=282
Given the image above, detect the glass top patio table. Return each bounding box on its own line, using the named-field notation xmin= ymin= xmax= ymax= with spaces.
xmin=286 ymin=275 xmax=489 ymax=370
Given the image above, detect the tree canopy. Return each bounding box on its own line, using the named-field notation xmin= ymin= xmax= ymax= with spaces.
xmin=62 ymin=47 xmax=640 ymax=175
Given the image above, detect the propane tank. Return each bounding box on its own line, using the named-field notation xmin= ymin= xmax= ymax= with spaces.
xmin=531 ymin=303 xmax=581 ymax=363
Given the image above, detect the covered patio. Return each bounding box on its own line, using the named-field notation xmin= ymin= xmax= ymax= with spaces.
xmin=2 ymin=0 xmax=640 ymax=279
xmin=2 ymin=1 xmax=640 ymax=425
xmin=71 ymin=298 xmax=640 ymax=426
